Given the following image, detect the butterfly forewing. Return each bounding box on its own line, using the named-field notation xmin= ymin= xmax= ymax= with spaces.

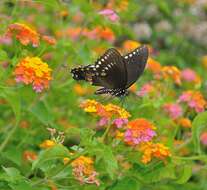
xmin=71 ymin=48 xmax=127 ymax=89
xmin=123 ymin=45 xmax=148 ymax=88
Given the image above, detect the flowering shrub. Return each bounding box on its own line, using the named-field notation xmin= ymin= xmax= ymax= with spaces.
xmin=0 ymin=1 xmax=207 ymax=190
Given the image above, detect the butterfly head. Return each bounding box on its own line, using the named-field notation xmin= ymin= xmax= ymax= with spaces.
xmin=70 ymin=67 xmax=85 ymax=80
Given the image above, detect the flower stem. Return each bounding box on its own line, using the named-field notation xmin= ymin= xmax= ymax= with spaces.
xmin=101 ymin=123 xmax=112 ymax=143
xmin=172 ymin=155 xmax=207 ymax=161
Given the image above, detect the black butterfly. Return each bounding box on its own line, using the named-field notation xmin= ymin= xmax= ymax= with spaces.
xmin=71 ymin=45 xmax=148 ymax=97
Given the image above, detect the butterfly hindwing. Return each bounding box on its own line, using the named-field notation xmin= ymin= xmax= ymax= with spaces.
xmin=123 ymin=45 xmax=148 ymax=88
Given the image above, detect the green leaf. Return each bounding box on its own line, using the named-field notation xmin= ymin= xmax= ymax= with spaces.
xmin=90 ymin=142 xmax=118 ymax=179
xmin=175 ymin=164 xmax=192 ymax=184
xmin=2 ymin=147 xmax=22 ymax=166
xmin=141 ymin=163 xmax=176 ymax=183
xmin=0 ymin=49 xmax=8 ymax=61
xmin=32 ymin=144 xmax=69 ymax=170
xmin=2 ymin=167 xmax=23 ymax=183
xmin=192 ymin=111 xmax=207 ymax=154
xmin=0 ymin=87 xmax=21 ymax=122
xmin=110 ymin=177 xmax=140 ymax=190
xmin=9 ymin=181 xmax=35 ymax=190
xmin=29 ymin=100 xmax=53 ymax=126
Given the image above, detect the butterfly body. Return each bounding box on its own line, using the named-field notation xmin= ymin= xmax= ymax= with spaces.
xmin=71 ymin=45 xmax=148 ymax=97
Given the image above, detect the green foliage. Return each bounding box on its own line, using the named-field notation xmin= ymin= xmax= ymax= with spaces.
xmin=0 ymin=0 xmax=207 ymax=189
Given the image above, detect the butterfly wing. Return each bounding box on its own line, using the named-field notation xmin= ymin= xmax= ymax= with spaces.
xmin=71 ymin=48 xmax=127 ymax=89
xmin=123 ymin=45 xmax=148 ymax=88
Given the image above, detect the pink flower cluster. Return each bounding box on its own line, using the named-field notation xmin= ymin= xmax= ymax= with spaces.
xmin=98 ymin=9 xmax=119 ymax=22
xmin=124 ymin=119 xmax=156 ymax=145
xmin=163 ymin=103 xmax=183 ymax=119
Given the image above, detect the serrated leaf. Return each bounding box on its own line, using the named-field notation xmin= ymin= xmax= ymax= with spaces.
xmin=192 ymin=111 xmax=207 ymax=154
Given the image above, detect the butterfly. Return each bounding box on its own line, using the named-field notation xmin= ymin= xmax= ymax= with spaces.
xmin=71 ymin=45 xmax=148 ymax=97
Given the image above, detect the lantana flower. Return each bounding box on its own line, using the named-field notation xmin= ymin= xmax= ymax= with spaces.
xmin=80 ymin=99 xmax=131 ymax=119
xmin=124 ymin=118 xmax=156 ymax=145
xmin=136 ymin=83 xmax=155 ymax=97
xmin=146 ymin=58 xmax=162 ymax=79
xmin=42 ymin=35 xmax=56 ymax=45
xmin=39 ymin=140 xmax=56 ymax=149
xmin=163 ymin=103 xmax=183 ymax=120
xmin=176 ymin=117 xmax=192 ymax=128
xmin=14 ymin=56 xmax=52 ymax=92
xmin=6 ymin=23 xmax=40 ymax=47
xmin=139 ymin=142 xmax=171 ymax=164
xmin=161 ymin=66 xmax=181 ymax=85
xmin=98 ymin=9 xmax=119 ymax=22
xmin=23 ymin=150 xmax=37 ymax=161
xmin=71 ymin=156 xmax=99 ymax=186
xmin=178 ymin=90 xmax=206 ymax=113
xmin=181 ymin=68 xmax=201 ymax=85
xmin=113 ymin=118 xmax=128 ymax=128
xmin=122 ymin=40 xmax=141 ymax=52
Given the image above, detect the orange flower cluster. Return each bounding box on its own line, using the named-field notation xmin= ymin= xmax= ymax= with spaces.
xmin=23 ymin=150 xmax=37 ymax=161
xmin=80 ymin=99 xmax=131 ymax=119
xmin=122 ymin=40 xmax=141 ymax=52
xmin=177 ymin=117 xmax=192 ymax=128
xmin=162 ymin=66 xmax=181 ymax=85
xmin=139 ymin=142 xmax=171 ymax=164
xmin=71 ymin=156 xmax=99 ymax=186
xmin=73 ymin=84 xmax=92 ymax=96
xmin=14 ymin=57 xmax=52 ymax=92
xmin=147 ymin=57 xmax=162 ymax=75
xmin=6 ymin=23 xmax=40 ymax=47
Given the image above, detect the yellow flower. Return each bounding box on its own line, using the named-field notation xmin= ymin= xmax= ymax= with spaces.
xmin=104 ymin=103 xmax=131 ymax=119
xmin=39 ymin=140 xmax=56 ymax=149
xmin=63 ymin=157 xmax=70 ymax=165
